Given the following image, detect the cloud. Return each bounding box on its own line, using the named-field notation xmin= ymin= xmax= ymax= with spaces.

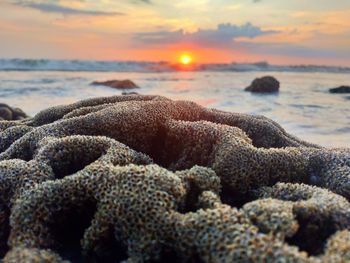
xmin=239 ymin=41 xmax=337 ymax=58
xmin=12 ymin=1 xmax=125 ymax=16
xmin=132 ymin=21 xmax=340 ymax=60
xmin=133 ymin=22 xmax=278 ymax=48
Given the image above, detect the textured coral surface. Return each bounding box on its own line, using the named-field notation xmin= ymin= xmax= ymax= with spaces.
xmin=0 ymin=95 xmax=349 ymax=263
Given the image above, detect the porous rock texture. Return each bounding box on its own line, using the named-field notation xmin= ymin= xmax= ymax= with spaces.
xmin=0 ymin=94 xmax=349 ymax=263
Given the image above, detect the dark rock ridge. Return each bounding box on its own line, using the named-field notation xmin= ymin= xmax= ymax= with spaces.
xmin=0 ymin=95 xmax=349 ymax=263
xmin=245 ymin=76 xmax=280 ymax=93
xmin=91 ymin=79 xmax=139 ymax=89
xmin=329 ymin=86 xmax=350 ymax=94
xmin=122 ymin=91 xmax=139 ymax=95
xmin=0 ymin=103 xmax=27 ymax=121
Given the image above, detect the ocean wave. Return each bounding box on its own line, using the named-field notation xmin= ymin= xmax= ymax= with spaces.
xmin=0 ymin=58 xmax=350 ymax=73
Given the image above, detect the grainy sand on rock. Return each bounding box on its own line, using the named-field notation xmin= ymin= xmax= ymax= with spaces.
xmin=0 ymin=95 xmax=349 ymax=263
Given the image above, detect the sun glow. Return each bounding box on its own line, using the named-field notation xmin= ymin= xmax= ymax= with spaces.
xmin=180 ymin=54 xmax=192 ymax=65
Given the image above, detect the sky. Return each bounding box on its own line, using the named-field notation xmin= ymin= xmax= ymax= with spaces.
xmin=1 ymin=0 xmax=350 ymax=66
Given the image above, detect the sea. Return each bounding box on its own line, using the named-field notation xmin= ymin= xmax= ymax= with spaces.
xmin=0 ymin=58 xmax=349 ymax=148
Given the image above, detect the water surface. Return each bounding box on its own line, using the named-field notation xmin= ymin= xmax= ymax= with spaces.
xmin=0 ymin=70 xmax=349 ymax=147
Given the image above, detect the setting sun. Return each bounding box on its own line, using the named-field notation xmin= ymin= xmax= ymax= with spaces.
xmin=180 ymin=54 xmax=192 ymax=65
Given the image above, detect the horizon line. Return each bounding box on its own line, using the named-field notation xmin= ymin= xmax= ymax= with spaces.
xmin=1 ymin=57 xmax=350 ymax=69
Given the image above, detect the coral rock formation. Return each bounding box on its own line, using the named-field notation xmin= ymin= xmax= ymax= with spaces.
xmin=0 ymin=94 xmax=349 ymax=262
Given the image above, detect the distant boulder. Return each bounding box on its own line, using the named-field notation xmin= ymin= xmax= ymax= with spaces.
xmin=91 ymin=79 xmax=139 ymax=89
xmin=329 ymin=86 xmax=350 ymax=94
xmin=122 ymin=91 xmax=140 ymax=95
xmin=0 ymin=107 xmax=12 ymax=120
xmin=245 ymin=76 xmax=280 ymax=93
xmin=0 ymin=103 xmax=27 ymax=121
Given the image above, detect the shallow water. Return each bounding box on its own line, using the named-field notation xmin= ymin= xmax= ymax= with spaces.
xmin=0 ymin=70 xmax=349 ymax=147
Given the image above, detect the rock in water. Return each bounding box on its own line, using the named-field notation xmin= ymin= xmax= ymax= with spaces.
xmin=0 ymin=107 xmax=12 ymax=120
xmin=0 ymin=95 xmax=349 ymax=263
xmin=122 ymin=91 xmax=139 ymax=95
xmin=91 ymin=79 xmax=139 ymax=89
xmin=0 ymin=103 xmax=27 ymax=120
xmin=329 ymin=86 xmax=350 ymax=94
xmin=12 ymin=108 xmax=27 ymax=120
xmin=245 ymin=76 xmax=280 ymax=93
